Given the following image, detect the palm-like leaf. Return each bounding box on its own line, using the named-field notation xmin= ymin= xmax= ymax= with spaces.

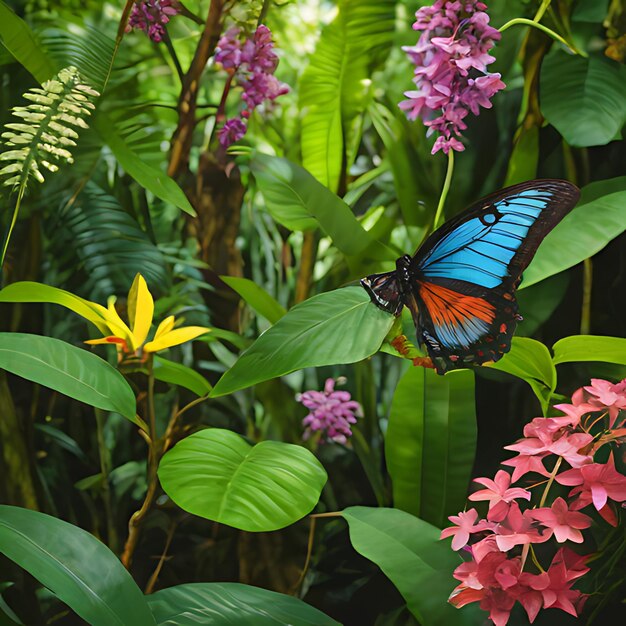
xmin=299 ymin=0 xmax=396 ymax=192
xmin=47 ymin=182 xmax=168 ymax=298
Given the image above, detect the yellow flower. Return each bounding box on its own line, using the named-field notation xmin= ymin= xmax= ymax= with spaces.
xmin=84 ymin=274 xmax=210 ymax=354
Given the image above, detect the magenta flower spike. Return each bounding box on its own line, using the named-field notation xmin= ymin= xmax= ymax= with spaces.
xmin=297 ymin=377 xmax=363 ymax=444
xmin=400 ymin=0 xmax=505 ymax=154
xmin=127 ymin=0 xmax=180 ymax=43
xmin=214 ymin=24 xmax=289 ymax=148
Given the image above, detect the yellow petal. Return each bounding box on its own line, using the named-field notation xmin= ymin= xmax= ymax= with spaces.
xmin=127 ymin=274 xmax=153 ymax=348
xmin=85 ymin=336 xmax=129 ymax=351
xmin=143 ymin=326 xmax=211 ymax=353
xmin=102 ymin=296 xmax=135 ymax=349
xmin=153 ymin=315 xmax=176 ymax=340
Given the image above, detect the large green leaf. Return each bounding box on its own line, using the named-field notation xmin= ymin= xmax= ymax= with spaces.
xmin=146 ymin=583 xmax=340 ymax=626
xmin=540 ymin=51 xmax=626 ymax=147
xmin=249 ymin=153 xmax=391 ymax=259
xmin=486 ymin=337 xmax=556 ymax=412
xmin=552 ymin=335 xmax=626 ymax=366
xmin=0 ymin=2 xmax=56 ymax=82
xmin=0 ymin=506 xmax=155 ymax=626
xmin=386 ymin=368 xmax=476 ymax=528
xmin=522 ymin=184 xmax=626 ymax=288
xmin=93 ymin=115 xmax=195 ymax=216
xmin=0 ymin=281 xmax=111 ymax=335
xmin=158 ymin=429 xmax=327 ymax=532
xmin=211 ymin=287 xmax=394 ymax=396
xmin=221 ymin=275 xmax=286 ymax=324
xmin=300 ymin=0 xmax=395 ymax=191
xmin=153 ymin=356 xmax=212 ymax=397
xmin=0 ymin=333 xmax=136 ymax=420
xmin=342 ymin=507 xmax=482 ymax=626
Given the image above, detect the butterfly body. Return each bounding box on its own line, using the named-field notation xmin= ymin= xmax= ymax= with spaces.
xmin=361 ymin=180 xmax=580 ymax=374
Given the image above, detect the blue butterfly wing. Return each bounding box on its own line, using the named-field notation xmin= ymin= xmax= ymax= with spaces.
xmin=408 ymin=180 xmax=580 ymax=373
xmin=413 ymin=180 xmax=580 ymax=290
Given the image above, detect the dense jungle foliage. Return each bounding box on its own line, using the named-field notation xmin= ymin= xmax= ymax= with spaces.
xmin=0 ymin=1 xmax=625 ymax=625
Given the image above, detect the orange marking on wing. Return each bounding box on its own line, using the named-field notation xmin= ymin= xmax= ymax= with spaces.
xmin=418 ymin=282 xmax=495 ymax=328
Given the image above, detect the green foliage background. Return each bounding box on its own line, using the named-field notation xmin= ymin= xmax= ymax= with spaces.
xmin=0 ymin=0 xmax=625 ymax=625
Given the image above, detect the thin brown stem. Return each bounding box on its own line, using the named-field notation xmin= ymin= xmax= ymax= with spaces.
xmin=144 ymin=521 xmax=177 ymax=594
xmin=163 ymin=394 xmax=211 ymax=452
xmin=120 ymin=475 xmax=160 ymax=568
xmin=293 ymin=517 xmax=317 ymax=592
xmin=121 ymin=356 xmax=160 ymax=569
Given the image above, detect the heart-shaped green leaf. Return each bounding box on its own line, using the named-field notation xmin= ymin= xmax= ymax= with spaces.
xmin=158 ymin=429 xmax=327 ymax=531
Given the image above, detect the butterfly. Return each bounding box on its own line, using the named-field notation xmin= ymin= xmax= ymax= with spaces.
xmin=361 ymin=180 xmax=580 ymax=374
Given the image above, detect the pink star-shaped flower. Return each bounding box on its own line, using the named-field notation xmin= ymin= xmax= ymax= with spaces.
xmin=493 ymin=502 xmax=551 ymax=551
xmin=528 ymin=497 xmax=592 ymax=543
xmin=583 ymin=378 xmax=626 ymax=426
xmin=440 ymin=508 xmax=493 ymax=550
xmin=468 ymin=470 xmax=531 ymax=521
xmin=535 ymin=548 xmax=590 ymax=617
xmin=502 ymin=452 xmax=550 ymax=482
xmin=505 ymin=430 xmax=593 ymax=468
xmin=557 ymin=452 xmax=626 ymax=511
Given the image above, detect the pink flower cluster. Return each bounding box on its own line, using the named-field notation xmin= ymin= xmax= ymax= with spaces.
xmin=214 ymin=25 xmax=289 ymax=148
xmin=400 ymin=0 xmax=505 ymax=154
xmin=441 ymin=378 xmax=626 ymax=625
xmin=297 ymin=378 xmax=363 ymax=445
xmin=126 ymin=0 xmax=179 ymax=43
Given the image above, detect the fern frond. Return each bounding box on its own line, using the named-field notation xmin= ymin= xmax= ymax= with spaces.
xmin=0 ymin=65 xmax=98 ymax=268
xmin=0 ymin=65 xmax=98 ymax=189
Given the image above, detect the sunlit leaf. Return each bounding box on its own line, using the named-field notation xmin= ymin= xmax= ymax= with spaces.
xmin=486 ymin=337 xmax=556 ymax=412
xmin=158 ymin=429 xmax=327 ymax=532
xmin=552 ymin=335 xmax=626 ymax=366
xmin=300 ymin=0 xmax=396 ymax=191
xmin=211 ymin=287 xmax=394 ymax=396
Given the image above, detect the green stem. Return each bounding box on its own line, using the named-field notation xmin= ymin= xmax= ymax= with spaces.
xmin=0 ymin=186 xmax=25 ymax=273
xmin=533 ymin=0 xmax=552 ymax=22
xmin=539 ymin=456 xmax=562 ymax=508
xmin=499 ymin=18 xmax=579 ymax=55
xmin=522 ymin=456 xmax=562 ymax=570
xmin=581 ymin=258 xmax=592 ymax=335
xmin=432 ymin=150 xmax=454 ymax=232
